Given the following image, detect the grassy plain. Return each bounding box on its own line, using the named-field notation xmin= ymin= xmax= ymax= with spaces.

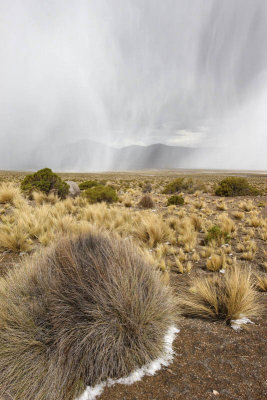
xmin=0 ymin=169 xmax=266 ymax=399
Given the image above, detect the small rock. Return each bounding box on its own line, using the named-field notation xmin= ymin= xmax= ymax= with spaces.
xmin=213 ymin=390 xmax=219 ymax=395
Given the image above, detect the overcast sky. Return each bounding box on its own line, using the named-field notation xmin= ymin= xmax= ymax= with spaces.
xmin=0 ymin=0 xmax=266 ymax=169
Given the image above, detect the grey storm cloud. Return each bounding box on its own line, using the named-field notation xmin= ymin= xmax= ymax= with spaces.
xmin=0 ymin=0 xmax=266 ymax=170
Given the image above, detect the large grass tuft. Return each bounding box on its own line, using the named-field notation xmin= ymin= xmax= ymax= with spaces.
xmin=0 ymin=232 xmax=176 ymax=400
xmin=178 ymin=265 xmax=261 ymax=322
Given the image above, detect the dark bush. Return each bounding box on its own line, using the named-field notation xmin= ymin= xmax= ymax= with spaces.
xmin=79 ymin=180 xmax=99 ymax=190
xmin=83 ymin=185 xmax=118 ymax=204
xmin=162 ymin=178 xmax=194 ymax=194
xmin=142 ymin=183 xmax=152 ymax=193
xmin=215 ymin=177 xmax=260 ymax=197
xmin=205 ymin=225 xmax=230 ymax=244
xmin=21 ymin=168 xmax=69 ymax=199
xmin=0 ymin=233 xmax=175 ymax=400
xmin=167 ymin=195 xmax=184 ymax=206
xmin=138 ymin=195 xmax=154 ymax=208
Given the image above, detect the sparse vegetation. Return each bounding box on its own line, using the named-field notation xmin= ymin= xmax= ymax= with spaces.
xmin=0 ymin=169 xmax=266 ymax=399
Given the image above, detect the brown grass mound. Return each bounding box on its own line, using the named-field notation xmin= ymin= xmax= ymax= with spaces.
xmin=138 ymin=195 xmax=154 ymax=209
xmin=0 ymin=232 xmax=176 ymax=400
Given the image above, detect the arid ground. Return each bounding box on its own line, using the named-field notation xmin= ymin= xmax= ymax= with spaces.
xmin=0 ymin=170 xmax=266 ymax=400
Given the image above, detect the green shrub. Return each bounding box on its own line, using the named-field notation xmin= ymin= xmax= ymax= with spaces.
xmin=205 ymin=225 xmax=230 ymax=244
xmin=79 ymin=180 xmax=99 ymax=190
xmin=21 ymin=168 xmax=69 ymax=199
xmin=83 ymin=185 xmax=118 ymax=204
xmin=162 ymin=178 xmax=194 ymax=194
xmin=167 ymin=195 xmax=184 ymax=206
xmin=215 ymin=177 xmax=260 ymax=197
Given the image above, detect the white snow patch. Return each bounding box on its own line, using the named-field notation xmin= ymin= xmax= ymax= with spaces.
xmin=76 ymin=325 xmax=179 ymax=400
xmin=230 ymin=317 xmax=254 ymax=331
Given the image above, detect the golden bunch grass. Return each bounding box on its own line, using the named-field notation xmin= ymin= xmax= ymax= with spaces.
xmin=0 ymin=182 xmax=24 ymax=206
xmin=206 ymin=254 xmax=226 ymax=272
xmin=232 ymin=211 xmax=245 ymax=220
xmin=255 ymin=274 xmax=267 ymax=292
xmin=173 ymin=257 xmax=192 ymax=274
xmin=238 ymin=200 xmax=254 ymax=212
xmin=178 ymin=265 xmax=261 ymax=321
xmin=246 ymin=212 xmax=265 ymax=228
xmin=134 ymin=214 xmax=175 ymax=248
xmin=216 ymin=200 xmax=227 ymax=211
xmin=32 ymin=191 xmax=59 ymax=205
xmin=218 ymin=214 xmax=236 ymax=235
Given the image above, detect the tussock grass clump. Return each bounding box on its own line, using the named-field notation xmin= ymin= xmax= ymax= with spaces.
xmin=134 ymin=214 xmax=174 ymax=247
xmin=138 ymin=195 xmax=154 ymax=209
xmin=21 ymin=168 xmax=69 ymax=199
xmin=0 ymin=182 xmax=23 ymax=205
xmin=178 ymin=265 xmax=261 ymax=322
xmin=0 ymin=232 xmax=176 ymax=400
xmin=32 ymin=190 xmax=59 ymax=205
xmin=206 ymin=254 xmax=226 ymax=271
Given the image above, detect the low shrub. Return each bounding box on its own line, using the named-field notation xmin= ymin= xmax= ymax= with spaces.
xmin=83 ymin=185 xmax=118 ymax=204
xmin=162 ymin=178 xmax=194 ymax=194
xmin=21 ymin=168 xmax=69 ymax=199
xmin=138 ymin=195 xmax=154 ymax=209
xmin=78 ymin=180 xmax=99 ymax=190
xmin=215 ymin=177 xmax=260 ymax=197
xmin=205 ymin=225 xmax=230 ymax=245
xmin=167 ymin=195 xmax=184 ymax=206
xmin=0 ymin=233 xmax=176 ymax=400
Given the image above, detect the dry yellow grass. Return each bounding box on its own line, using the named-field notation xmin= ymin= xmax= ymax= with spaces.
xmin=32 ymin=191 xmax=59 ymax=205
xmin=255 ymin=274 xmax=267 ymax=292
xmin=232 ymin=211 xmax=245 ymax=220
xmin=0 ymin=182 xmax=24 ymax=206
xmin=206 ymin=254 xmax=226 ymax=272
xmin=238 ymin=200 xmax=254 ymax=212
xmin=216 ymin=200 xmax=227 ymax=211
xmin=178 ymin=265 xmax=261 ymax=321
xmin=218 ymin=214 xmax=236 ymax=235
